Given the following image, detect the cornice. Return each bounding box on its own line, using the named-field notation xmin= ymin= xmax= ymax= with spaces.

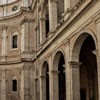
xmin=20 ymin=17 xmax=34 ymax=25
xmin=32 ymin=0 xmax=98 ymax=61
xmin=0 ymin=0 xmax=21 ymax=7
xmin=0 ymin=7 xmax=32 ymax=22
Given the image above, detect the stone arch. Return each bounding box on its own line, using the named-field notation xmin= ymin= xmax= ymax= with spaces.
xmin=70 ymin=30 xmax=98 ymax=100
xmin=53 ymin=50 xmax=65 ymax=71
xmin=53 ymin=50 xmax=66 ymax=100
xmin=40 ymin=61 xmax=49 ymax=100
xmin=71 ymin=30 xmax=97 ymax=62
xmin=41 ymin=60 xmax=49 ymax=76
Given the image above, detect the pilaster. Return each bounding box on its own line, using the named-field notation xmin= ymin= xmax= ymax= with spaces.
xmin=1 ymin=69 xmax=6 ymax=100
xmin=21 ymin=18 xmax=34 ymax=53
xmin=1 ymin=26 xmax=8 ymax=62
xmin=63 ymin=0 xmax=71 ymax=20
xmin=96 ymin=18 xmax=100 ymax=100
xmin=39 ymin=10 xmax=46 ymax=43
xmin=69 ymin=61 xmax=81 ymax=100
xmin=49 ymin=69 xmax=59 ymax=100
xmin=20 ymin=64 xmax=31 ymax=100
xmin=64 ymin=42 xmax=71 ymax=100
xmin=40 ymin=75 xmax=46 ymax=100
xmin=48 ymin=56 xmax=58 ymax=100
xmin=49 ymin=0 xmax=58 ymax=31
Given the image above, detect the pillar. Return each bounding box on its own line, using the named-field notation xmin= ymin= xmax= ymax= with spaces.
xmin=64 ymin=0 xmax=71 ymax=20
xmin=39 ymin=10 xmax=46 ymax=43
xmin=1 ymin=69 xmax=6 ymax=100
xmin=69 ymin=61 xmax=81 ymax=100
xmin=48 ymin=56 xmax=58 ymax=100
xmin=64 ymin=42 xmax=71 ymax=100
xmin=21 ymin=18 xmax=34 ymax=53
xmin=49 ymin=70 xmax=59 ymax=100
xmin=49 ymin=0 xmax=57 ymax=31
xmin=20 ymin=65 xmax=30 ymax=100
xmin=40 ymin=75 xmax=46 ymax=100
xmin=1 ymin=26 xmax=7 ymax=61
xmin=96 ymin=19 xmax=100 ymax=100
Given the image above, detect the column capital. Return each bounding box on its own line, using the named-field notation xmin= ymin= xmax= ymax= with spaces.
xmin=50 ymin=70 xmax=59 ymax=74
xmin=40 ymin=75 xmax=46 ymax=78
xmin=69 ymin=61 xmax=82 ymax=68
xmin=40 ymin=17 xmax=46 ymax=21
xmin=20 ymin=17 xmax=34 ymax=25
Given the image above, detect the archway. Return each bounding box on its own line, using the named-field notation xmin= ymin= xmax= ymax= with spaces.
xmin=72 ymin=33 xmax=98 ymax=100
xmin=42 ymin=61 xmax=49 ymax=100
xmin=53 ymin=51 xmax=66 ymax=100
xmin=79 ymin=35 xmax=98 ymax=100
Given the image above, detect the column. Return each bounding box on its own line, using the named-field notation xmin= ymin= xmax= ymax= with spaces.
xmin=40 ymin=75 xmax=46 ymax=100
xmin=21 ymin=18 xmax=34 ymax=53
xmin=20 ymin=65 xmax=30 ymax=100
xmin=64 ymin=42 xmax=71 ymax=100
xmin=21 ymin=19 xmax=30 ymax=53
xmin=39 ymin=10 xmax=46 ymax=43
xmin=64 ymin=0 xmax=71 ymax=20
xmin=49 ymin=0 xmax=57 ymax=31
xmin=69 ymin=61 xmax=81 ymax=100
xmin=49 ymin=70 xmax=59 ymax=100
xmin=1 ymin=26 xmax=7 ymax=61
xmin=96 ymin=19 xmax=100 ymax=100
xmin=48 ymin=56 xmax=58 ymax=100
xmin=1 ymin=69 xmax=6 ymax=100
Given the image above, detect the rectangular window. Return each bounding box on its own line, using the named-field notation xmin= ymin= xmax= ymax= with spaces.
xmin=12 ymin=80 xmax=17 ymax=91
xmin=12 ymin=35 xmax=17 ymax=48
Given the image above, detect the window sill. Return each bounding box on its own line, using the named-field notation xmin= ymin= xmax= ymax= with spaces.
xmin=10 ymin=48 xmax=19 ymax=51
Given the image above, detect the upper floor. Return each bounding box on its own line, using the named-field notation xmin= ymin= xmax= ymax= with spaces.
xmin=0 ymin=0 xmax=99 ymax=63
xmin=0 ymin=0 xmax=33 ymax=16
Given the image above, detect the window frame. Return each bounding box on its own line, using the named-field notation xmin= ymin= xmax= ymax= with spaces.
xmin=11 ymin=76 xmax=18 ymax=94
xmin=11 ymin=32 xmax=18 ymax=50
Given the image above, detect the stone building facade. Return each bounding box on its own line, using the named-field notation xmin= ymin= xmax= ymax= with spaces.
xmin=0 ymin=0 xmax=100 ymax=100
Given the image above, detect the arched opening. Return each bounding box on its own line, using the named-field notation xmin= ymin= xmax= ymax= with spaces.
xmin=42 ymin=61 xmax=49 ymax=100
xmin=71 ymin=33 xmax=98 ymax=100
xmin=53 ymin=51 xmax=66 ymax=100
xmin=57 ymin=0 xmax=64 ymax=23
xmin=79 ymin=35 xmax=98 ymax=100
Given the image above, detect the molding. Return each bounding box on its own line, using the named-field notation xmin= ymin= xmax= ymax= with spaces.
xmin=0 ymin=7 xmax=32 ymax=22
xmin=69 ymin=61 xmax=82 ymax=68
xmin=20 ymin=17 xmax=34 ymax=25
